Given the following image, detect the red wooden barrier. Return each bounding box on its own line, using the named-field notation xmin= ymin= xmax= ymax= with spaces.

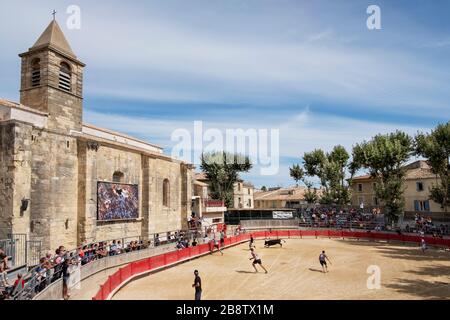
xmin=120 ymin=264 xmax=132 ymax=281
xmin=190 ymin=245 xmax=200 ymax=256
xmin=223 ymin=238 xmax=231 ymax=246
xmin=109 ymin=272 xmax=121 ymax=291
xmin=101 ymin=280 xmax=111 ymax=299
xmin=388 ymin=234 xmax=403 ymax=242
xmin=165 ymin=251 xmax=179 ymax=265
xmin=252 ymin=231 xmax=266 ymax=238
xmin=178 ymin=248 xmax=190 ymax=260
xmin=315 ymin=230 xmax=328 ymax=237
xmin=93 ymin=289 xmax=103 ymax=300
xmin=403 ymin=235 xmax=420 ymax=244
xmin=198 ymin=243 xmax=210 ymax=254
xmin=289 ymin=230 xmax=301 ymax=237
xmin=132 ymin=259 xmax=148 ymax=274
xmin=301 ymin=230 xmax=316 ymax=237
xmin=328 ymin=230 xmax=342 ymax=238
xmin=278 ymin=230 xmax=289 ymax=237
xmin=151 ymin=254 xmax=166 ymax=269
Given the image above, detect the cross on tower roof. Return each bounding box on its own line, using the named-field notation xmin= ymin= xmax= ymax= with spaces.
xmin=52 ymin=10 xmax=57 ymax=20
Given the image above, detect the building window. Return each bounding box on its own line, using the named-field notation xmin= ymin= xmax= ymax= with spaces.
xmin=416 ymin=182 xmax=424 ymax=192
xmin=112 ymin=171 xmax=124 ymax=183
xmin=59 ymin=62 xmax=72 ymax=92
xmin=238 ymin=183 xmax=242 ymax=191
xmin=373 ymin=197 xmax=379 ymax=206
xmin=212 ymin=218 xmax=221 ymax=223
xmin=248 ymin=199 xmax=252 ymax=207
xmin=163 ymin=179 xmax=170 ymax=207
xmin=373 ymin=182 xmax=377 ymax=190
xmin=248 ymin=188 xmax=251 ymax=195
xmin=414 ymin=200 xmax=430 ymax=212
xmin=31 ymin=58 xmax=41 ymax=87
xmin=357 ymin=183 xmax=363 ymax=192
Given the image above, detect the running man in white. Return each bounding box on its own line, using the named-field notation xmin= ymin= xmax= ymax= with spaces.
xmin=421 ymin=238 xmax=427 ymax=253
xmin=249 ymin=248 xmax=268 ymax=273
xmin=319 ymin=250 xmax=332 ymax=273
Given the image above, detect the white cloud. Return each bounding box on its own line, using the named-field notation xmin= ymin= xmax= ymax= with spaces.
xmin=84 ymin=107 xmax=431 ymax=187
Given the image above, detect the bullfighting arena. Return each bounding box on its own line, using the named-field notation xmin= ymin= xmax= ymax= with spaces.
xmin=112 ymin=238 xmax=450 ymax=300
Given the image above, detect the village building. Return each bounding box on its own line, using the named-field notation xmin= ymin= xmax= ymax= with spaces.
xmin=350 ymin=160 xmax=447 ymax=221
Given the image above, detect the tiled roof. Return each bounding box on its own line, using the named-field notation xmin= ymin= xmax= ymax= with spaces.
xmin=254 ymin=186 xmax=322 ymax=201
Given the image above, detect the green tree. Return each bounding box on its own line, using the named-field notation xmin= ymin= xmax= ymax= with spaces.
xmin=261 ymin=186 xmax=267 ymax=192
xmin=303 ymin=181 xmax=319 ymax=204
xmin=351 ymin=131 xmax=413 ymax=222
xmin=289 ymin=164 xmax=304 ymax=187
xmin=200 ymin=151 xmax=252 ymax=207
xmin=301 ymin=146 xmax=351 ymax=205
xmin=415 ymin=121 xmax=450 ymax=212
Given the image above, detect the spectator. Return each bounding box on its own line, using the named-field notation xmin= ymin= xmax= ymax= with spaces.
xmin=0 ymin=264 xmax=12 ymax=296
xmin=116 ymin=240 xmax=123 ymax=254
xmin=12 ymin=273 xmax=25 ymax=294
xmin=35 ymin=257 xmax=48 ymax=292
xmin=61 ymin=259 xmax=72 ymax=300
xmin=0 ymin=248 xmax=9 ymax=270
xmin=77 ymin=247 xmax=85 ymax=261
xmin=109 ymin=241 xmax=118 ymax=256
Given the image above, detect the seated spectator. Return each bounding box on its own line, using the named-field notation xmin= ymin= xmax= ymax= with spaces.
xmin=176 ymin=241 xmax=185 ymax=250
xmin=0 ymin=264 xmax=12 ymax=297
xmin=116 ymin=241 xmax=123 ymax=254
xmin=96 ymin=243 xmax=108 ymax=258
xmin=12 ymin=273 xmax=25 ymax=294
xmin=109 ymin=241 xmax=118 ymax=256
xmin=35 ymin=257 xmax=48 ymax=292
xmin=0 ymin=248 xmax=9 ymax=270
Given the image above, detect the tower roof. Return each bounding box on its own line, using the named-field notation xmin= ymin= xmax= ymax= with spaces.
xmin=30 ymin=20 xmax=76 ymax=58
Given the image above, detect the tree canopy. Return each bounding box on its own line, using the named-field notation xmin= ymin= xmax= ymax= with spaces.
xmin=415 ymin=121 xmax=450 ymax=212
xmin=200 ymin=151 xmax=252 ymax=207
xmin=351 ymin=131 xmax=413 ymax=222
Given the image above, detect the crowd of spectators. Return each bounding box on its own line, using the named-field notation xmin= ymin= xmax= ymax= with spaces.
xmin=299 ymin=207 xmax=384 ymax=230
xmin=0 ymin=236 xmax=166 ymax=300
xmin=404 ymin=214 xmax=450 ymax=237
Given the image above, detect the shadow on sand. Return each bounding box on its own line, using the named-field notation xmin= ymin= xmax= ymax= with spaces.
xmin=235 ymin=270 xmax=257 ymax=274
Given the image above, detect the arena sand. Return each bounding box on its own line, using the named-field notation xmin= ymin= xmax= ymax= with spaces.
xmin=112 ymin=238 xmax=450 ymax=300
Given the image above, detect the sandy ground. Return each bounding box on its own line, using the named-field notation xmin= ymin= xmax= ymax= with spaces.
xmin=112 ymin=238 xmax=450 ymax=300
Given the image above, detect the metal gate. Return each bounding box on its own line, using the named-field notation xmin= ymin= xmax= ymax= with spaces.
xmin=0 ymin=234 xmax=42 ymax=269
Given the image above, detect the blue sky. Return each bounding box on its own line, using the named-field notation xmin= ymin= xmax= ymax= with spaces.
xmin=1 ymin=0 xmax=449 ymax=187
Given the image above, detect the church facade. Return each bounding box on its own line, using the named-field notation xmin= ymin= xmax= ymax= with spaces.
xmin=0 ymin=20 xmax=193 ymax=252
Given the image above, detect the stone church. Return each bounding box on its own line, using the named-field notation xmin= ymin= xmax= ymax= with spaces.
xmin=0 ymin=19 xmax=193 ymax=252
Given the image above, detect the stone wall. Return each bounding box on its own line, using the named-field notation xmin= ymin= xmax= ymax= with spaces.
xmin=0 ymin=121 xmax=32 ymax=239
xmin=78 ymin=142 xmax=143 ymax=244
xmin=29 ymin=128 xmax=78 ymax=250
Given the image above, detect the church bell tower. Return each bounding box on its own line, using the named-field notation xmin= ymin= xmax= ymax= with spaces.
xmin=19 ymin=18 xmax=85 ymax=133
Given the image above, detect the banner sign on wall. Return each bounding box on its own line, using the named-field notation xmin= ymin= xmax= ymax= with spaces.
xmin=272 ymin=211 xmax=294 ymax=219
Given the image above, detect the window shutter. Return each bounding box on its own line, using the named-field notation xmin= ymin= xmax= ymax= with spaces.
xmin=424 ymin=201 xmax=430 ymax=211
xmin=414 ymin=200 xmax=419 ymax=211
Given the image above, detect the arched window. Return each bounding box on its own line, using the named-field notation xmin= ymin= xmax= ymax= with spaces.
xmin=112 ymin=171 xmax=124 ymax=183
xmin=59 ymin=62 xmax=72 ymax=92
xmin=163 ymin=179 xmax=170 ymax=207
xmin=31 ymin=58 xmax=41 ymax=87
